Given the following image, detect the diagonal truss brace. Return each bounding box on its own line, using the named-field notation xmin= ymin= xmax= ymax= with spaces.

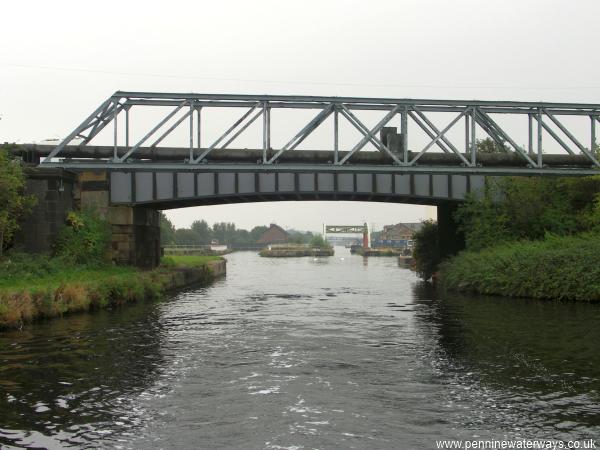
xmin=411 ymin=107 xmax=472 ymax=166
xmin=42 ymin=97 xmax=114 ymax=162
xmin=543 ymin=109 xmax=600 ymax=167
xmin=338 ymin=105 xmax=402 ymax=165
xmin=474 ymin=109 xmax=539 ymax=167
xmin=533 ymin=114 xmax=575 ymax=156
xmin=408 ymin=111 xmax=451 ymax=154
xmin=120 ymin=101 xmax=187 ymax=162
xmin=410 ymin=108 xmax=469 ymax=165
xmin=150 ymin=107 xmax=195 ymax=148
xmin=267 ymin=105 xmax=333 ymax=164
xmin=194 ymin=102 xmax=261 ymax=163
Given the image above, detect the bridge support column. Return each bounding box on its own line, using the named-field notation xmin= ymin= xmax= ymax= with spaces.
xmin=78 ymin=171 xmax=160 ymax=268
xmin=437 ymin=202 xmax=465 ymax=259
xmin=108 ymin=206 xmax=160 ymax=269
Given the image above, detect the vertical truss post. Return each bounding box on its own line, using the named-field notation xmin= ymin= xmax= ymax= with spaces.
xmin=465 ymin=113 xmax=470 ymax=155
xmin=528 ymin=113 xmax=533 ymax=155
xmin=113 ymin=100 xmax=118 ymax=160
xmin=537 ymin=108 xmax=543 ymax=167
xmin=262 ymin=101 xmax=268 ymax=163
xmin=401 ymin=107 xmax=408 ymax=164
xmin=592 ymin=115 xmax=597 ymax=156
xmin=189 ymin=101 xmax=194 ymax=161
xmin=266 ymin=104 xmax=271 ymax=151
xmin=125 ymin=106 xmax=130 ymax=149
xmin=334 ymin=106 xmax=339 ymax=164
xmin=197 ymin=107 xmax=202 ymax=152
xmin=470 ymin=107 xmax=476 ymax=165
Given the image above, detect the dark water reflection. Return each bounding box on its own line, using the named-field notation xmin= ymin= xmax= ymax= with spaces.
xmin=413 ymin=284 xmax=600 ymax=439
xmin=0 ymin=249 xmax=598 ymax=449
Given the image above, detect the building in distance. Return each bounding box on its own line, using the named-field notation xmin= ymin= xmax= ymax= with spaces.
xmin=374 ymin=223 xmax=422 ymax=249
xmin=256 ymin=224 xmax=290 ymax=246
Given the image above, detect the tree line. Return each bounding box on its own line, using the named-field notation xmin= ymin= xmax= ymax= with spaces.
xmin=160 ymin=213 xmax=316 ymax=246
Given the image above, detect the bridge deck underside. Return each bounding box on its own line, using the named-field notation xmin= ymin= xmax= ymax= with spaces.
xmin=107 ymin=170 xmax=484 ymax=208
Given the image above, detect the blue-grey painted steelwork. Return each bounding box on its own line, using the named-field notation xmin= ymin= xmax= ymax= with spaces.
xmin=107 ymin=169 xmax=484 ymax=209
xmin=29 ymin=91 xmax=600 ymax=208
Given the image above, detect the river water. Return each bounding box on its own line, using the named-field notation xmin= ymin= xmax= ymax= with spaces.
xmin=0 ymin=249 xmax=599 ymax=449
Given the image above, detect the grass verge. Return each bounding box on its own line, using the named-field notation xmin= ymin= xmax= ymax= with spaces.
xmin=0 ymin=254 xmax=225 ymax=330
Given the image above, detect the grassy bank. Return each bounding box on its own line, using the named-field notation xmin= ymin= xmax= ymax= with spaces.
xmin=439 ymin=233 xmax=600 ymax=302
xmin=0 ymin=254 xmax=224 ymax=329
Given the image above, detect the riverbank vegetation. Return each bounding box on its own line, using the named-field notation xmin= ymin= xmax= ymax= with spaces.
xmin=0 ymin=146 xmax=36 ymax=256
xmin=0 ymin=209 xmax=224 ymax=330
xmin=0 ymin=252 xmax=224 ymax=330
xmin=0 ymin=148 xmax=226 ymax=330
xmin=414 ymin=174 xmax=600 ymax=301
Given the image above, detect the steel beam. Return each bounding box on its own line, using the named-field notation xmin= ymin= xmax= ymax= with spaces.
xmin=39 ymin=161 xmax=600 ymax=176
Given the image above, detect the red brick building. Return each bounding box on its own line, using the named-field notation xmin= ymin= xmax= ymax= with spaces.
xmin=256 ymin=224 xmax=290 ymax=245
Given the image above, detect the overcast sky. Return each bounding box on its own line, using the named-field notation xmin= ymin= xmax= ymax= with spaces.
xmin=2 ymin=0 xmax=599 ymax=231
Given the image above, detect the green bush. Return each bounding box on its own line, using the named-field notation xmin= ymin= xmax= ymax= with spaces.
xmin=53 ymin=210 xmax=111 ymax=265
xmin=440 ymin=232 xmax=600 ymax=301
xmin=0 ymin=146 xmax=37 ymax=257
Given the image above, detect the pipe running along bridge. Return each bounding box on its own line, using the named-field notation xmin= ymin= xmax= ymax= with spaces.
xmin=16 ymin=92 xmax=600 ymax=267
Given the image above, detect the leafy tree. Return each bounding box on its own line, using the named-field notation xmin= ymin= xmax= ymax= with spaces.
xmin=173 ymin=228 xmax=198 ymax=245
xmin=288 ymin=230 xmax=314 ymax=244
xmin=454 ymin=176 xmax=600 ymax=252
xmin=412 ymin=220 xmax=440 ymax=281
xmin=477 ymin=137 xmax=509 ymax=154
xmin=0 ymin=148 xmax=36 ymax=257
xmin=159 ymin=212 xmax=176 ymax=245
xmin=454 ymin=194 xmax=510 ymax=251
xmin=249 ymin=225 xmax=268 ymax=242
xmin=190 ymin=219 xmax=212 ymax=243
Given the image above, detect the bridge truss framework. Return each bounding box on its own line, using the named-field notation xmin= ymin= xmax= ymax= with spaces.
xmin=40 ymin=91 xmax=600 ymax=176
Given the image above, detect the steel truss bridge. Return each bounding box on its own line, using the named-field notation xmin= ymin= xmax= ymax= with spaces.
xmin=23 ymin=91 xmax=600 ymax=207
xmin=34 ymin=91 xmax=600 ymax=176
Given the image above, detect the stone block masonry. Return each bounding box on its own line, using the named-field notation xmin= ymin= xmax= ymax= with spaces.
xmin=17 ymin=168 xmax=161 ymax=268
xmin=16 ymin=168 xmax=76 ymax=253
xmin=78 ymin=171 xmax=161 ymax=268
